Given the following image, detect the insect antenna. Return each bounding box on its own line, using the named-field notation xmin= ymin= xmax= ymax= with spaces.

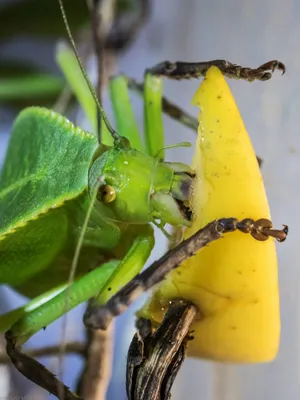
xmin=57 ymin=0 xmax=121 ymax=144
xmin=58 ymin=182 xmax=101 ymax=398
xmin=57 ymin=0 xmax=119 ymax=394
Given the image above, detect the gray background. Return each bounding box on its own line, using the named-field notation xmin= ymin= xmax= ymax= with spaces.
xmin=0 ymin=0 xmax=299 ymax=399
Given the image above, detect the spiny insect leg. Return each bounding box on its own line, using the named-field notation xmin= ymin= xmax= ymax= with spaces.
xmin=84 ymin=218 xmax=288 ymax=331
xmin=147 ymin=59 xmax=286 ymax=82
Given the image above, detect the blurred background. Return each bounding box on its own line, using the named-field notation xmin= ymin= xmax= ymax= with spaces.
xmin=0 ymin=0 xmax=299 ymax=399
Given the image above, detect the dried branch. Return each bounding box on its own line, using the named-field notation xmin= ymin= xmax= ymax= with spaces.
xmin=77 ymin=322 xmax=114 ymax=400
xmin=126 ymin=301 xmax=198 ymax=400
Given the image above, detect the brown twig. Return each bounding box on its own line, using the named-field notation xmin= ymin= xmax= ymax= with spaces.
xmin=77 ymin=323 xmax=114 ymax=400
xmin=126 ymin=301 xmax=198 ymax=400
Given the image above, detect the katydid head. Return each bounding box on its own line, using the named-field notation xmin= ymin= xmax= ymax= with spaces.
xmin=89 ymin=147 xmax=195 ymax=227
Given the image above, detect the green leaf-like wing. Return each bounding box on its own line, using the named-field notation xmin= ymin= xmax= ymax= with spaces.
xmin=0 ymin=107 xmax=98 ymax=237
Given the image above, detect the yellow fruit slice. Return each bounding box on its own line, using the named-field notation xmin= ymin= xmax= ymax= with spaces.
xmin=139 ymin=66 xmax=280 ymax=363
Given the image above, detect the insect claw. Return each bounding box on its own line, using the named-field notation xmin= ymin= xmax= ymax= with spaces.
xmin=256 ymin=60 xmax=286 ymax=78
xmin=252 ymin=219 xmax=288 ymax=242
xmin=271 ymin=60 xmax=286 ymax=75
xmin=264 ymin=224 xmax=289 ymax=243
xmin=232 ymin=218 xmax=289 ymax=242
xmin=252 ymin=218 xmax=288 ymax=242
xmin=283 ymin=224 xmax=289 ymax=235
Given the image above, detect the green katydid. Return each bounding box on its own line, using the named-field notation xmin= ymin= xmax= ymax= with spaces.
xmin=0 ymin=1 xmax=288 ymax=398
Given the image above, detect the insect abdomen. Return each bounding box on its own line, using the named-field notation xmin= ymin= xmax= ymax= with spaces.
xmin=0 ymin=208 xmax=68 ymax=286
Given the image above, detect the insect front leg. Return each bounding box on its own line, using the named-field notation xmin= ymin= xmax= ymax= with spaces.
xmin=81 ymin=218 xmax=288 ymax=331
xmin=147 ymin=59 xmax=286 ymax=82
xmin=125 ymin=59 xmax=285 ymax=139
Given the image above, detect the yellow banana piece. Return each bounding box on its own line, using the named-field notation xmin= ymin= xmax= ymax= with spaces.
xmin=139 ymin=66 xmax=280 ymax=363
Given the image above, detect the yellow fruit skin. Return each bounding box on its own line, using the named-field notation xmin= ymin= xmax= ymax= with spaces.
xmin=139 ymin=67 xmax=280 ymax=363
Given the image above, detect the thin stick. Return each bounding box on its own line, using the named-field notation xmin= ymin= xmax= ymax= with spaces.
xmin=78 ymin=324 xmax=114 ymax=400
xmin=126 ymin=301 xmax=198 ymax=400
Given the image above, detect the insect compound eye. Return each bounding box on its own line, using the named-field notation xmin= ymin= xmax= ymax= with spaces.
xmin=97 ymin=184 xmax=116 ymax=203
